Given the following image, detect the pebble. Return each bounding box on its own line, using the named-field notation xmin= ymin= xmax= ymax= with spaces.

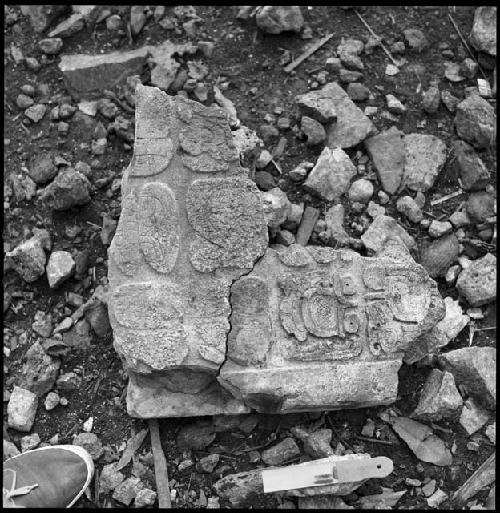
xmin=396 ymin=196 xmax=423 ymax=223
xmin=196 ymin=454 xmax=220 ymax=473
xmin=38 ymin=37 xmax=63 ymax=55
xmin=420 ymin=234 xmax=459 ymax=278
xmin=422 ymin=86 xmax=440 ymax=113
xmin=46 ymin=251 xmax=75 ymax=288
xmin=134 ymin=488 xmax=157 ymax=507
xmin=445 ymin=265 xmax=461 ymax=285
xmin=288 ymin=162 xmax=311 ymax=181
xmin=465 ymin=192 xmax=495 ymax=223
xmin=455 ymin=94 xmax=496 ymax=149
xmin=348 ymin=178 xmax=373 ymax=203
xmin=7 ymin=386 xmax=38 ymax=432
xmin=386 ymin=94 xmax=406 ymax=114
xmin=456 ymin=252 xmax=496 ymax=306
xmin=17 ymin=94 xmax=35 ymax=109
xmin=404 ymin=28 xmax=429 ymax=52
xmin=427 ymin=489 xmax=448 ymax=508
xmin=24 ymin=104 xmax=47 ymax=123
xmin=261 ymin=437 xmax=300 ymax=466
xmin=459 ymin=398 xmax=490 ymax=435
xmin=301 ymin=116 xmax=326 ymax=146
xmin=44 ymin=391 xmax=60 ymax=410
xmin=347 ymin=82 xmax=370 ymax=101
xmin=73 ymin=432 xmax=103 ymax=461
xmin=177 ymin=421 xmax=216 ymax=451
xmin=25 ymin=57 xmax=41 ymax=72
xmin=41 ymin=168 xmax=91 ymax=210
xmin=21 ymin=433 xmax=41 ymax=452
xmin=428 ymin=220 xmax=452 ymax=238
xmin=99 ymin=463 xmax=125 ymax=494
xmin=6 ymin=236 xmax=47 ymax=283
xmin=112 ymin=476 xmax=144 ymax=506
xmin=441 ymin=90 xmax=460 ymax=112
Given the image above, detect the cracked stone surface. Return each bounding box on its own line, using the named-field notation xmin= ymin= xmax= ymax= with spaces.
xmin=109 ymin=85 xmax=444 ymax=418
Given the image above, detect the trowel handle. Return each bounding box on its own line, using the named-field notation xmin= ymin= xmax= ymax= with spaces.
xmin=333 ymin=456 xmax=393 ymax=482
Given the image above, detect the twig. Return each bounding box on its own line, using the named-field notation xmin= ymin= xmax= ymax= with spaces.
xmin=94 ymin=467 xmax=100 ymax=507
xmin=448 ymin=12 xmax=488 ymax=80
xmin=430 ymin=190 xmax=463 ymax=206
xmin=149 ymin=419 xmax=172 ymax=508
xmin=62 ymin=421 xmax=80 ymax=440
xmin=353 ymin=9 xmax=399 ymax=67
xmin=284 ymin=32 xmax=335 ymax=73
xmin=474 ymin=326 xmax=496 ymax=331
xmin=115 ymin=428 xmax=148 ymax=471
xmin=452 ymin=453 xmax=495 ymax=506
xmin=355 ymin=435 xmax=394 ymax=446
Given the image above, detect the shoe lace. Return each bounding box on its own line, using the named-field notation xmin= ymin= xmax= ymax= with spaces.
xmin=3 ymin=469 xmax=38 ymax=508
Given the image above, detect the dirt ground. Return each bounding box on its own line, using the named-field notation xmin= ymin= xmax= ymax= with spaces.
xmin=3 ymin=5 xmax=496 ymax=509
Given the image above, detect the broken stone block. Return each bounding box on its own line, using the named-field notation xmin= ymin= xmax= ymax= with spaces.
xmin=456 ymin=253 xmax=497 ymax=307
xmin=402 ymin=134 xmax=447 ymax=192
xmin=439 ymin=346 xmax=496 ymax=409
xmin=361 ymin=215 xmax=415 ymax=253
xmin=6 ymin=236 xmax=47 ymax=283
xmin=109 ymin=85 xmax=444 ymax=418
xmin=411 ymin=369 xmax=462 ymax=422
xmin=58 ymin=48 xmax=150 ymax=100
xmin=304 ymin=147 xmax=356 ymax=202
xmin=404 ymin=296 xmax=469 ymax=364
xmin=7 ymin=386 xmax=38 ymax=432
xmin=459 ymin=398 xmax=490 ymax=435
xmin=108 ymin=85 xmax=268 ymax=418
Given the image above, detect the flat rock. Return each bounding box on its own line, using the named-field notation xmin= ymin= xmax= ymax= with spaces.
xmin=361 ymin=215 xmax=416 ymax=253
xmin=46 ymin=251 xmax=75 ymax=288
xmin=411 ymin=369 xmax=462 ymax=421
xmin=261 ymin=437 xmax=300 ymax=465
xmin=459 ymin=398 xmax=490 ymax=435
xmin=108 ymin=85 xmax=444 ymax=417
xmin=38 ymin=38 xmax=63 ymax=55
xmin=391 ymin=417 xmax=452 ymax=466
xmin=402 ymin=134 xmax=447 ymax=192
xmin=255 ymin=6 xmax=304 ymax=34
xmin=7 ymin=386 xmax=38 ymax=432
xmin=304 ymin=147 xmax=356 ymax=202
xmin=296 ymin=90 xmax=337 ymax=123
xmin=455 ymin=94 xmax=496 ymax=149
xmin=6 ymin=236 xmax=47 ymax=283
xmin=456 ymin=253 xmax=496 ymax=306
xmin=41 ymin=168 xmax=91 ymax=210
xmin=439 ymin=346 xmax=496 ymax=409
xmin=405 ymin=297 xmax=469 ymax=364
xmin=364 ymin=126 xmax=405 ymax=194
xmin=470 ymin=7 xmax=497 ymax=56
xmin=58 ymin=47 xmax=150 ymax=100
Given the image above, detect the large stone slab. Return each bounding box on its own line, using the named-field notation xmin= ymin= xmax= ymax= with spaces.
xmin=218 ymin=242 xmax=444 ymax=413
xmin=109 ymin=85 xmax=444 ymax=418
xmin=108 ymin=85 xmax=268 ymax=417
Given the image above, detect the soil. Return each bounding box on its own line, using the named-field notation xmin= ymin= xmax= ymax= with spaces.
xmin=3 ymin=5 xmax=496 ymax=509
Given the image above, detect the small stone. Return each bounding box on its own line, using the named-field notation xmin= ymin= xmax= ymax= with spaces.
xmin=445 ymin=61 xmax=465 ymax=82
xmin=177 ymin=421 xmax=216 ymax=451
xmin=453 ymin=140 xmax=490 ymax=191
xmin=44 ymin=391 xmax=60 ymax=411
xmin=427 ymin=489 xmax=448 ymax=508
xmin=386 ymin=94 xmax=406 ymax=114
xmin=422 ymin=479 xmax=437 ymax=497
xmin=6 ymin=237 xmax=47 ymax=283
xmin=130 ymin=5 xmax=147 ymax=35
xmin=428 ymin=220 xmax=453 ymax=238
xmin=422 ymin=86 xmax=440 ymax=114
xmin=296 ymin=90 xmax=337 ymax=123
xmin=134 ymin=488 xmax=157 ymax=507
xmin=361 ymin=215 xmax=415 ymax=253
xmin=73 ymin=432 xmax=103 ymax=461
xmin=449 ymin=210 xmax=471 ymax=228
xmin=385 ymin=64 xmax=399 ymax=76
xmin=276 ymin=229 xmax=296 ymax=246
xmin=470 ymin=7 xmax=497 ymax=56
xmin=304 ymin=147 xmax=356 ymax=202
xmin=261 ymin=188 xmax=292 ymax=232
xmin=445 ymin=265 xmax=461 ymax=285
xmin=56 ymin=372 xmax=82 ymax=391
xmin=405 ymin=478 xmax=422 ymax=487
xmin=261 ymin=437 xmax=300 ymax=466
xmin=485 ymin=423 xmax=495 ymax=444
xmin=99 ymin=463 xmax=125 ymax=494
xmin=338 ymin=38 xmax=365 ymax=71
xmin=41 ymin=168 xmax=91 ymax=210
xmin=106 ymin=14 xmax=121 ymax=31
xmin=46 ymin=251 xmax=75 ymax=288
xmin=347 ymin=82 xmax=370 ymax=101
xmin=112 ymin=476 xmax=144 ymax=505
xmin=21 ymin=433 xmax=41 ymax=452
xmin=456 ymin=253 xmax=496 ymax=307
xmin=441 ymin=90 xmax=460 ymax=112
xmin=17 ymin=94 xmax=35 ymax=109
xmin=301 ymin=116 xmax=326 ymax=146
xmin=325 ymin=57 xmax=341 ymax=72
xmin=4 ymin=439 xmax=21 ymax=460
xmin=288 ymin=162 xmax=311 ymax=181
xmin=38 ymin=38 xmax=63 ymax=55
xmin=7 ymin=386 xmax=38 ymax=432
xmin=411 ymin=369 xmax=463 ymax=422
xmin=196 ymin=453 xmax=220 ymax=473
xmin=455 ymin=94 xmax=496 ymax=149
xmin=25 ymin=57 xmax=41 ymax=72
xmin=397 ymin=196 xmax=423 ymax=223
xmin=24 ymin=104 xmax=47 ymax=123
xmin=256 ymin=149 xmax=273 ymax=169
xmin=462 ymin=58 xmax=478 ymax=79
xmin=256 ymin=6 xmax=304 ymax=34
xmin=301 ymin=429 xmax=333 ymax=458
xmin=348 ymin=179 xmax=373 ymax=203
xmin=465 ymin=192 xmax=495 ymax=223
xmin=404 ymin=29 xmax=428 ymax=52
xmin=339 ymin=68 xmax=363 ymax=83
xmin=459 ymin=398 xmax=490 ymax=435
xmin=420 ymin=234 xmax=459 ymax=278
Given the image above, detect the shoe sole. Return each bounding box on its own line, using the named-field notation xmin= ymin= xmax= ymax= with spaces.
xmin=5 ymin=444 xmax=95 ymax=508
